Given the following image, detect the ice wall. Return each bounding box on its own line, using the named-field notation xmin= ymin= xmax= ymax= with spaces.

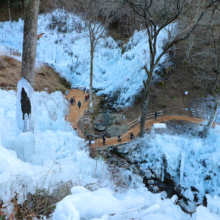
xmin=16 ymin=77 xmax=35 ymax=132
xmin=0 ymin=9 xmax=168 ymax=106
xmin=0 ymin=89 xmax=112 ymax=211
xmin=133 ymin=130 xmax=220 ymax=202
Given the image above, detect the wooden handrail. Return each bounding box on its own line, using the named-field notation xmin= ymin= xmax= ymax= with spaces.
xmin=128 ymin=110 xmax=163 ymax=129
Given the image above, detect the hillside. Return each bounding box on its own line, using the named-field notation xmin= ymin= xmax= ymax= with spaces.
xmin=0 ymin=51 xmax=70 ymax=93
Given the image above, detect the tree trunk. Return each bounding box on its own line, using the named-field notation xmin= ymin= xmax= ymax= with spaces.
xmin=21 ymin=0 xmax=39 ymax=87
xmin=202 ymin=94 xmax=220 ymax=138
xmin=7 ymin=0 xmax=12 ymax=28
xmin=140 ymin=72 xmax=153 ymax=136
xmin=89 ymin=43 xmax=94 ymax=106
xmin=16 ymin=0 xmax=39 ymax=132
xmin=140 ymin=88 xmax=150 ymax=136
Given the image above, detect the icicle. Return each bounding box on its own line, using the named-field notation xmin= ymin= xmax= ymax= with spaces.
xmin=180 ymin=152 xmax=185 ymax=184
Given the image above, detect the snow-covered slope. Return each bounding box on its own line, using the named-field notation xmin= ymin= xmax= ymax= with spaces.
xmin=127 ymin=129 xmax=220 ymax=206
xmin=0 ymin=89 xmax=219 ymax=219
xmin=0 ymin=9 xmax=167 ymax=106
xmin=0 ymin=89 xmax=111 ymax=214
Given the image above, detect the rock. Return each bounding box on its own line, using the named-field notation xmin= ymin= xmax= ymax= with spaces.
xmin=132 ymin=167 xmax=139 ymax=174
xmin=179 ymin=199 xmax=196 ymax=213
xmin=102 ymin=151 xmax=111 ymax=158
xmin=151 ymin=174 xmax=156 ymax=179
xmin=107 ymin=125 xmax=128 ymax=137
xmin=171 ymin=195 xmax=178 ymax=204
xmin=140 ymin=170 xmax=145 ymax=176
xmin=116 ymin=107 xmax=123 ymax=112
xmin=107 ymin=103 xmax=113 ymax=108
xmin=145 ymin=170 xmax=152 ymax=179
xmin=89 ymin=109 xmax=94 ymax=114
xmin=147 ymin=180 xmax=154 ymax=185
xmin=52 ymin=181 xmax=73 ymax=201
xmin=108 ymin=158 xmax=118 ymax=165
xmin=90 ymin=133 xmax=99 ymax=139
xmin=109 ymin=119 xmax=115 ymax=125
xmin=95 ymin=125 xmax=106 ymax=131
xmin=116 ymin=145 xmax=129 ymax=155
xmin=106 ymin=146 xmax=113 ymax=152
xmin=152 ymin=186 xmax=160 ymax=193
xmin=133 ymin=153 xmax=143 ymax=163
xmin=115 ymin=120 xmax=121 ymax=125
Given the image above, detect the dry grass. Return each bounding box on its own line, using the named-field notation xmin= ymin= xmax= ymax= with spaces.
xmin=11 ymin=190 xmax=56 ymax=220
xmin=0 ymin=55 xmax=70 ymax=92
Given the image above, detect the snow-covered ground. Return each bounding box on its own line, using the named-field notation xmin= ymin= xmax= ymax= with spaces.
xmin=0 ymin=9 xmax=167 ymax=106
xmin=0 ymin=88 xmax=111 ymax=214
xmin=0 ymin=88 xmax=219 ymax=219
xmin=130 ymin=129 xmax=220 ymax=204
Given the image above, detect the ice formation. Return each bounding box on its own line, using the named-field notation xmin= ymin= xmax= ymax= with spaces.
xmin=0 ymin=9 xmax=168 ymax=105
xmin=16 ymin=77 xmax=35 ymax=133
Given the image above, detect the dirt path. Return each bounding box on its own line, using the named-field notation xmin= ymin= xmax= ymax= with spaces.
xmin=91 ymin=116 xmax=204 ymax=149
xmin=66 ymin=89 xmax=206 ymax=149
xmin=66 ymin=89 xmax=88 ymax=137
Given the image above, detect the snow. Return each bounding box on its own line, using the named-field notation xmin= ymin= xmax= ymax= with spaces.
xmin=0 ymin=89 xmax=220 ymax=219
xmin=153 ymin=123 xmax=166 ymax=129
xmin=16 ymin=77 xmax=35 ymax=132
xmin=134 ymin=128 xmax=220 ymax=204
xmin=53 ymin=186 xmax=190 ymax=220
xmin=0 ymin=88 xmax=111 ymax=214
xmin=0 ymin=8 xmax=220 ymax=220
xmin=0 ymin=9 xmax=168 ymax=106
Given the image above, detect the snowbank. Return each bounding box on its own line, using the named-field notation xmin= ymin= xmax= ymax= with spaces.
xmin=0 ymin=89 xmax=219 ymax=219
xmin=130 ymin=129 xmax=220 ymax=204
xmin=53 ymin=186 xmax=189 ymax=220
xmin=0 ymin=89 xmax=110 ymax=213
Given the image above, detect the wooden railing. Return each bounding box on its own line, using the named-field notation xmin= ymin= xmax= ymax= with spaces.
xmin=128 ymin=110 xmax=163 ymax=129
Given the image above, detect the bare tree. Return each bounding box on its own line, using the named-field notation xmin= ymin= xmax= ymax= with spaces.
xmin=7 ymin=0 xmax=12 ymax=27
xmin=16 ymin=0 xmax=39 ymax=132
xmin=120 ymin=0 xmax=220 ymax=136
xmin=202 ymin=6 xmax=220 ymax=137
xmin=72 ymin=0 xmax=119 ymax=107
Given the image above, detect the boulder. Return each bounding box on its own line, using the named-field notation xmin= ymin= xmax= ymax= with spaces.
xmin=116 ymin=107 xmax=123 ymax=112
xmin=133 ymin=153 xmax=143 ymax=163
xmin=116 ymin=145 xmax=129 ymax=155
xmin=91 ymin=133 xmax=99 ymax=139
xmin=145 ymin=170 xmax=152 ymax=179
xmin=107 ymin=125 xmax=128 ymax=137
xmin=108 ymin=158 xmax=118 ymax=165
xmin=95 ymin=125 xmax=106 ymax=131
xmin=147 ymin=180 xmax=154 ymax=185
xmin=115 ymin=120 xmax=121 ymax=125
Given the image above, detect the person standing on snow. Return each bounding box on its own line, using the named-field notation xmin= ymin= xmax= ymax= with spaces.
xmin=78 ymin=101 xmax=81 ymax=109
